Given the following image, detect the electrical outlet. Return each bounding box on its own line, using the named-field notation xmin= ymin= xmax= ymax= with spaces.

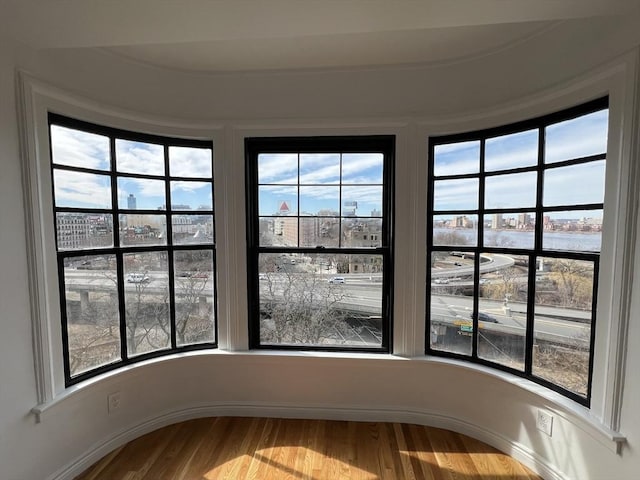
xmin=536 ymin=409 xmax=553 ymax=436
xmin=107 ymin=392 xmax=122 ymax=414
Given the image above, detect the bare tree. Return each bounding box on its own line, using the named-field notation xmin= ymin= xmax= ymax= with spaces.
xmin=258 ymin=261 xmax=349 ymax=345
xmin=124 ymin=275 xmax=170 ymax=354
xmin=170 ymin=275 xmax=213 ymax=344
xmin=547 ymin=259 xmax=594 ymax=309
xmin=533 ymin=328 xmax=591 ymax=396
xmin=482 ymin=266 xmax=527 ymax=304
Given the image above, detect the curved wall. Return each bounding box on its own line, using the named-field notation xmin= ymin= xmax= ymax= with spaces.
xmin=1 ymin=14 xmax=639 ymax=480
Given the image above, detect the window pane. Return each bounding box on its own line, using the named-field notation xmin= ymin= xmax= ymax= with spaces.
xmin=51 ymin=125 xmax=110 ymax=170
xmin=258 ymin=253 xmax=383 ymax=348
xmin=117 ymin=177 xmax=166 ymax=210
xmin=263 ymin=216 xmax=298 ymax=246
xmin=300 ymin=217 xmax=340 ymax=247
xmin=119 ymin=214 xmax=167 ymax=247
xmin=543 ymin=161 xmax=605 ymax=206
xmin=300 ymin=153 xmax=340 ymax=184
xmin=170 ymin=181 xmax=212 ymax=211
xmin=433 ymin=178 xmax=479 ymax=211
xmin=53 ymin=170 xmax=112 ymax=209
xmin=116 ymin=139 xmax=164 ymax=175
xmin=485 ymin=129 xmax=538 ymax=171
xmin=342 ymin=218 xmax=383 ymax=247
xmin=545 ymin=110 xmax=608 ymax=163
xmin=258 ymin=153 xmax=298 ymax=184
xmin=342 ymin=186 xmax=383 ymax=217
xmin=63 ymin=255 xmax=120 ymax=377
xmin=483 ymin=213 xmax=535 ymax=249
xmin=173 ymin=250 xmax=215 ymax=346
xmin=433 ymin=141 xmax=480 ymax=176
xmin=477 ymin=253 xmax=527 ymax=370
xmin=123 ymin=252 xmax=170 ymax=356
xmin=429 ymin=251 xmax=473 ymax=355
xmin=485 ymin=171 xmax=537 ymax=209
xmin=56 ymin=213 xmax=113 ymax=251
xmin=341 ymin=153 xmax=384 ymax=184
xmin=542 ymin=210 xmax=602 ymax=252
xmin=169 ymin=146 xmax=212 ymax=178
xmin=259 ymin=185 xmax=297 ymax=216
xmin=172 ymin=214 xmax=214 ymax=245
xmin=433 ymin=215 xmax=478 ymax=247
xmin=299 ymin=186 xmax=340 ymax=215
xmin=532 ymin=257 xmax=594 ymax=397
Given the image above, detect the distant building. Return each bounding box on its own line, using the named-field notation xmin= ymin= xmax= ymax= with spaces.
xmin=56 ymin=213 xmax=111 ymax=250
xmin=518 ymin=213 xmax=532 ymax=229
xmin=127 ymin=194 xmax=137 ymax=209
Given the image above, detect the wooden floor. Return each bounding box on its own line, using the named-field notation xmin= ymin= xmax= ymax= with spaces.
xmin=75 ymin=417 xmax=543 ymax=480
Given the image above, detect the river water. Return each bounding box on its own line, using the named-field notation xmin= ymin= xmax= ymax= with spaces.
xmin=434 ymin=228 xmax=601 ymax=252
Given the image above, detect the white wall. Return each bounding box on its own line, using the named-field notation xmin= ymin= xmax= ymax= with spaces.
xmin=1 ymin=14 xmax=639 ymax=480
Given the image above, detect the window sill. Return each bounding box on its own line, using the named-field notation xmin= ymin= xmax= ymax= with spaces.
xmin=414 ymin=355 xmax=626 ymax=454
xmin=31 ymin=349 xmax=626 ymax=454
xmin=31 ymin=349 xmax=407 ymax=422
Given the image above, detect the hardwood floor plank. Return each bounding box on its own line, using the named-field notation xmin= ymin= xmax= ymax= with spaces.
xmin=74 ymin=417 xmax=543 ymax=480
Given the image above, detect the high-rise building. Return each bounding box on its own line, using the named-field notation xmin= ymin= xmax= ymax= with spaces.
xmin=492 ymin=214 xmax=503 ymax=229
xmin=127 ymin=193 xmax=137 ymax=209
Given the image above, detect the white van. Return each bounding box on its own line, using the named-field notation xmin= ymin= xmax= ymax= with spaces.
xmin=127 ymin=273 xmax=150 ymax=283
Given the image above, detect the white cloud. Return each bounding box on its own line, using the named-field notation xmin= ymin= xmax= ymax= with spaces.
xmin=169 ymin=146 xmax=212 ymax=178
xmin=485 ymin=129 xmax=538 ymax=171
xmin=116 ymin=139 xmax=164 ymax=175
xmin=341 ymin=153 xmax=383 ymax=183
xmin=258 ymin=154 xmax=298 ymax=183
xmin=434 ymin=141 xmax=480 ymax=176
xmin=485 ymin=171 xmax=537 ymax=208
xmin=54 ymin=170 xmax=111 ymax=208
xmin=258 ymin=152 xmax=384 ymax=185
xmin=171 ymin=180 xmax=209 ymax=193
xmin=543 ymin=161 xmax=605 ymax=206
xmin=545 ymin=110 xmax=608 ymax=163
xmin=50 ymin=125 xmax=110 ymax=170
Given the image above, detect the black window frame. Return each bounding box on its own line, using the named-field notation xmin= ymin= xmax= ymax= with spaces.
xmin=426 ymin=97 xmax=608 ymax=406
xmin=246 ymin=135 xmax=395 ymax=352
xmin=49 ymin=113 xmax=218 ymax=386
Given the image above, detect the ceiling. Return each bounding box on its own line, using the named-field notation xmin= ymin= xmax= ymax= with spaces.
xmin=2 ymin=0 xmax=639 ymax=72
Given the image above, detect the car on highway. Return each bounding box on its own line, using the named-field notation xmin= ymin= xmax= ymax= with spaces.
xmin=434 ymin=278 xmax=449 ymax=284
xmin=471 ymin=311 xmax=498 ymax=323
xmin=127 ymin=273 xmax=150 ymax=283
xmin=328 ymin=276 xmax=345 ymax=284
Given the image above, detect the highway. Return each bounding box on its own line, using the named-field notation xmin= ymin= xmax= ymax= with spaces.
xmin=63 ymin=268 xmax=591 ymax=347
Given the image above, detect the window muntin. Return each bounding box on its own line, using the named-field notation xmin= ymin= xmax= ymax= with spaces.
xmin=49 ymin=114 xmax=217 ymax=385
xmin=246 ymin=136 xmax=394 ymax=351
xmin=427 ymin=98 xmax=608 ymax=405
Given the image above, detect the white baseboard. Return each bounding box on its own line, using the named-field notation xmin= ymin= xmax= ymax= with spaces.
xmin=48 ymin=402 xmax=565 ymax=480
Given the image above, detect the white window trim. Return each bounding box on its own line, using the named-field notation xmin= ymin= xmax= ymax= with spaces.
xmin=16 ymin=72 xmax=226 ymax=402
xmin=415 ymin=51 xmax=639 ymax=434
xmin=17 ymin=48 xmax=637 ymax=452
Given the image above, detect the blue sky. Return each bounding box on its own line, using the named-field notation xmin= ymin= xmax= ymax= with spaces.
xmin=51 ymin=128 xmax=213 ymax=210
xmin=258 ymin=153 xmax=384 ymax=216
xmin=432 ymin=109 xmax=608 ymax=218
xmin=50 ymin=108 xmax=607 ymax=217
xmin=433 ymin=109 xmax=608 ymax=176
